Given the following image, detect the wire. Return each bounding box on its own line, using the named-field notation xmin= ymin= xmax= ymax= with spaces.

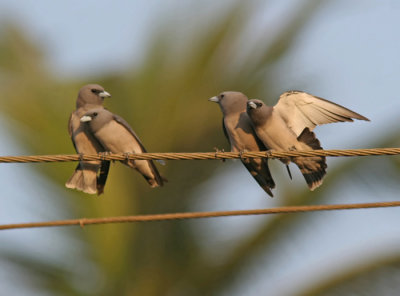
xmin=1 ymin=201 xmax=400 ymax=231
xmin=1 ymin=149 xmax=399 ymax=231
xmin=1 ymin=147 xmax=400 ymax=163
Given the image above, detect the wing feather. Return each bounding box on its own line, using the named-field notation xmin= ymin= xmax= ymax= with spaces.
xmin=113 ymin=114 xmax=164 ymax=186
xmin=274 ymin=91 xmax=369 ymax=136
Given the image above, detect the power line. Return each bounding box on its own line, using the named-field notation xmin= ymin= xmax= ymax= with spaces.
xmin=1 ymin=149 xmax=400 ymax=231
xmin=1 ymin=147 xmax=400 ymax=163
xmin=1 ymin=201 xmax=400 ymax=231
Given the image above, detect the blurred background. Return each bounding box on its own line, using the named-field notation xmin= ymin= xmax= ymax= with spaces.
xmin=1 ymin=0 xmax=400 ymax=295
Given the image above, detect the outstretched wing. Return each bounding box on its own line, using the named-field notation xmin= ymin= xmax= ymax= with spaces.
xmin=274 ymin=91 xmax=369 ymax=136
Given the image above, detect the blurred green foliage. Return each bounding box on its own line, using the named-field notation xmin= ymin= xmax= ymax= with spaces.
xmin=2 ymin=1 xmax=400 ymax=295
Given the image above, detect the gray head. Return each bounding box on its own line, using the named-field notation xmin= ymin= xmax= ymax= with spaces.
xmin=209 ymin=91 xmax=249 ymax=115
xmin=246 ymin=99 xmax=271 ymax=125
xmin=80 ymin=108 xmax=113 ymax=133
xmin=76 ymin=84 xmax=111 ymax=109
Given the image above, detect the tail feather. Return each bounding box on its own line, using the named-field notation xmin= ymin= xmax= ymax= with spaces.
xmin=297 ymin=128 xmax=322 ymax=150
xmin=300 ymin=169 xmax=325 ymax=191
xmin=294 ymin=128 xmax=327 ymax=190
xmin=65 ymin=163 xmax=99 ymax=194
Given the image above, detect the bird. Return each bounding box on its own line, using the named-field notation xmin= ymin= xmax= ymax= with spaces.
xmin=246 ymin=90 xmax=370 ymax=190
xmin=80 ymin=108 xmax=165 ymax=188
xmin=209 ymin=91 xmax=276 ymax=197
xmin=65 ymin=84 xmax=112 ymax=195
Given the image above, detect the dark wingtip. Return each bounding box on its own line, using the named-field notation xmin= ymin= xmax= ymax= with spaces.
xmin=156 ymin=176 xmax=168 ymax=187
xmin=263 ymin=186 xmax=274 ymax=198
xmin=96 ymin=185 xmax=104 ymax=195
xmin=96 ymin=160 xmax=110 ymax=195
xmin=240 ymin=158 xmax=275 ymax=197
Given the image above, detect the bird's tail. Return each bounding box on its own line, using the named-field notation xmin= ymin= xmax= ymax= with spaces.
xmin=65 ymin=162 xmax=100 ymax=194
xmin=294 ymin=128 xmax=327 ymax=190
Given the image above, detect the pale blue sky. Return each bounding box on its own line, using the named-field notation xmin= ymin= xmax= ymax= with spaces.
xmin=1 ymin=0 xmax=400 ymax=295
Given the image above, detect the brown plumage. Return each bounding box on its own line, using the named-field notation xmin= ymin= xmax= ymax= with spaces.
xmin=246 ymin=91 xmax=369 ymax=190
xmin=65 ymin=84 xmax=111 ymax=194
xmin=209 ymin=91 xmax=275 ymax=197
xmin=80 ymin=108 xmax=164 ymax=188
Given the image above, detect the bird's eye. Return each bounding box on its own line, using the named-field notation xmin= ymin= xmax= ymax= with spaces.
xmin=91 ymin=89 xmax=98 ymax=93
xmin=93 ymin=112 xmax=98 ymax=117
xmin=220 ymin=94 xmax=225 ymax=99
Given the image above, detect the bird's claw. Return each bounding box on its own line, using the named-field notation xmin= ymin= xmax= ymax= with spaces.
xmin=123 ymin=152 xmax=132 ymax=162
xmin=99 ymin=151 xmax=112 ymax=161
xmin=265 ymin=150 xmax=273 ymax=158
xmin=213 ymin=147 xmax=226 ymax=162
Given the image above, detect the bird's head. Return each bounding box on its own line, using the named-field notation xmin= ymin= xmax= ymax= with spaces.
xmin=76 ymin=84 xmax=111 ymax=108
xmin=208 ymin=91 xmax=249 ymax=114
xmin=247 ymin=99 xmax=264 ymax=111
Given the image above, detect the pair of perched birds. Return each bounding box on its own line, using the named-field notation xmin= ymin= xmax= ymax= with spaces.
xmin=209 ymin=91 xmax=369 ymax=197
xmin=65 ymin=84 xmax=165 ymax=195
xmin=66 ymin=84 xmax=368 ymax=197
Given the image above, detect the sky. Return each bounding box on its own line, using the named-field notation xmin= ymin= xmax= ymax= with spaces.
xmin=1 ymin=0 xmax=400 ymax=295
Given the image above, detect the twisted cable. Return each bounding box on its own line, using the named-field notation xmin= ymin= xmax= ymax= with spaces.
xmin=1 ymin=147 xmax=400 ymax=163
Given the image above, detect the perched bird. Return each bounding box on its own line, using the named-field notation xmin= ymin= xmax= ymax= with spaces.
xmin=80 ymin=108 xmax=164 ymax=188
xmin=66 ymin=84 xmax=111 ymax=195
xmin=209 ymin=91 xmax=275 ymax=196
xmin=247 ymin=90 xmax=369 ymax=190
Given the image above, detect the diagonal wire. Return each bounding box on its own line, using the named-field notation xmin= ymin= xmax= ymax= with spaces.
xmin=1 ymin=201 xmax=400 ymax=231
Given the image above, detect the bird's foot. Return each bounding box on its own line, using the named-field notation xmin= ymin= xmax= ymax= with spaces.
xmin=239 ymin=149 xmax=249 ymax=161
xmin=123 ymin=152 xmax=133 ymax=161
xmin=265 ymin=150 xmax=274 ymax=159
xmin=213 ymin=147 xmax=226 ymax=162
xmin=99 ymin=151 xmax=113 ymax=162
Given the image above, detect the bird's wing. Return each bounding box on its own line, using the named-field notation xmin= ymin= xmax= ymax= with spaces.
xmin=68 ymin=112 xmax=79 ymax=152
xmin=68 ymin=113 xmax=73 ymax=137
xmin=241 ymin=158 xmax=275 ymax=197
xmin=97 ymin=160 xmax=110 ymax=195
xmin=113 ymin=114 xmax=164 ymax=186
xmin=274 ymin=91 xmax=369 ymax=136
xmin=112 ymin=114 xmax=147 ymax=152
xmin=222 ymin=118 xmax=229 ymax=140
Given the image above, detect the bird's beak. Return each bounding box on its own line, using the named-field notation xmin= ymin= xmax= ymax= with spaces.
xmin=80 ymin=115 xmax=92 ymax=122
xmin=208 ymin=96 xmax=219 ymax=103
xmin=248 ymin=101 xmax=257 ymax=109
xmin=99 ymin=91 xmax=111 ymax=98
